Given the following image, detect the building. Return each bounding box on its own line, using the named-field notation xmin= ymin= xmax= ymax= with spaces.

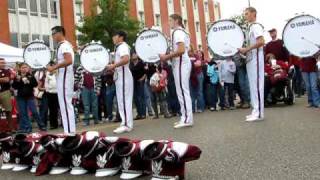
xmin=0 ymin=0 xmax=221 ymax=59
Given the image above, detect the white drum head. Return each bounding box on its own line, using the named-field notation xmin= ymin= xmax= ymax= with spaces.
xmin=23 ymin=42 xmax=51 ymax=69
xmin=207 ymin=20 xmax=244 ymax=57
xmin=283 ymin=15 xmax=320 ymax=58
xmin=80 ymin=44 xmax=109 ymax=73
xmin=135 ymin=29 xmax=168 ymax=63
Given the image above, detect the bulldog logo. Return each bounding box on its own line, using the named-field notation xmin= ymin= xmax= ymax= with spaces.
xmin=151 ymin=160 xmax=163 ymax=176
xmin=72 ymin=154 xmax=82 ymax=167
xmin=122 ymin=157 xmax=131 ymax=171
xmin=96 ymin=153 xmax=107 ymax=168
xmin=2 ymin=151 xmax=10 ymax=163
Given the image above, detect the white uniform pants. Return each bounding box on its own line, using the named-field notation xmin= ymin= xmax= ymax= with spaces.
xmin=246 ymin=51 xmax=264 ymax=118
xmin=57 ymin=68 xmax=76 ymax=134
xmin=173 ymin=57 xmax=193 ymax=124
xmin=115 ymin=67 xmax=134 ymax=128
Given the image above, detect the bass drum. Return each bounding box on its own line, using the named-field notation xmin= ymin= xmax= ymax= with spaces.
xmin=135 ymin=29 xmax=168 ymax=63
xmin=282 ymin=15 xmax=320 ymax=58
xmin=23 ymin=41 xmax=51 ymax=69
xmin=207 ymin=20 xmax=244 ymax=57
xmin=80 ymin=43 xmax=109 ymax=73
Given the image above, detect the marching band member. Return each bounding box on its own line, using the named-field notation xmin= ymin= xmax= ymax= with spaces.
xmin=106 ymin=31 xmax=134 ymax=134
xmin=47 ymin=26 xmax=76 ymax=134
xmin=238 ymin=7 xmax=265 ymax=122
xmin=159 ymin=14 xmax=193 ymax=129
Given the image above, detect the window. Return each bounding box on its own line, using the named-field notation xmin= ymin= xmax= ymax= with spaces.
xmin=155 ymin=14 xmax=161 ymax=26
xmin=196 ymin=22 xmax=200 ymax=32
xmin=32 ymin=34 xmax=40 ymax=41
xmin=43 ymin=35 xmax=50 ymax=46
xmin=30 ymin=0 xmax=38 ymax=16
xmin=40 ymin=0 xmax=48 ymax=17
xmin=168 ymin=0 xmax=172 ymax=3
xmin=184 ymin=20 xmax=188 ymax=27
xmin=193 ymin=0 xmax=197 ymax=9
xmin=139 ymin=11 xmax=145 ymax=27
xmin=18 ymin=0 xmax=27 ymax=9
xmin=75 ymin=3 xmax=83 ymax=16
xmin=181 ymin=0 xmax=185 ymax=7
xmin=10 ymin=33 xmax=18 ymax=47
xmin=50 ymin=0 xmax=58 ymax=18
xmin=204 ymin=2 xmax=208 ymax=12
xmin=8 ymin=0 xmax=16 ymax=13
xmin=21 ymin=33 xmax=30 ymax=46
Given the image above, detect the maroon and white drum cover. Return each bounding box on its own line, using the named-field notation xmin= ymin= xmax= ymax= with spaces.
xmin=282 ymin=15 xmax=320 ymax=58
xmin=80 ymin=43 xmax=109 ymax=73
xmin=23 ymin=41 xmax=51 ymax=69
xmin=207 ymin=20 xmax=245 ymax=57
xmin=135 ymin=29 xmax=169 ymax=63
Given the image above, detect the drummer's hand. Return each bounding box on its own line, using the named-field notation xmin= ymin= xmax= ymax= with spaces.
xmin=238 ymin=48 xmax=249 ymax=54
xmin=159 ymin=54 xmax=168 ymax=62
xmin=106 ymin=64 xmax=116 ymax=71
xmin=47 ymin=65 xmax=55 ymax=73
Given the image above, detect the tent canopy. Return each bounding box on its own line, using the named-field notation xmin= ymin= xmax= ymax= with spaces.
xmin=0 ymin=42 xmax=24 ymax=63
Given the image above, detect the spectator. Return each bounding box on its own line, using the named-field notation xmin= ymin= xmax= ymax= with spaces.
xmin=34 ymin=69 xmax=47 ymax=129
xmin=44 ymin=70 xmax=59 ymax=129
xmin=265 ymin=28 xmax=289 ymax=61
xmin=220 ymin=59 xmax=236 ymax=109
xmin=300 ymin=57 xmax=320 ymax=108
xmin=75 ymin=65 xmax=101 ymax=126
xmin=0 ymin=58 xmax=13 ymax=133
xmin=207 ymin=60 xmax=225 ymax=111
xmin=233 ymin=54 xmax=250 ymax=109
xmin=147 ymin=63 xmax=171 ymax=119
xmin=130 ymin=51 xmax=146 ymax=120
xmin=189 ymin=45 xmax=205 ymax=113
xmin=289 ymin=55 xmax=304 ymax=97
xmin=103 ymin=69 xmax=117 ymax=122
xmin=166 ymin=63 xmax=180 ymax=116
xmin=12 ymin=63 xmax=46 ymax=133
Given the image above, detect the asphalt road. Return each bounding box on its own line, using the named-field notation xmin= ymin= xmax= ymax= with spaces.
xmin=1 ymin=96 xmax=320 ymax=180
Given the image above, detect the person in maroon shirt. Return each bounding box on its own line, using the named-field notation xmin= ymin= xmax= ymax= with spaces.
xmin=300 ymin=57 xmax=320 ymax=108
xmin=265 ymin=28 xmax=289 ymax=62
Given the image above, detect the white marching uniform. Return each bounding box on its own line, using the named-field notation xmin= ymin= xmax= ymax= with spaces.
xmin=114 ymin=42 xmax=134 ymax=128
xmin=246 ymin=23 xmax=265 ymax=119
xmin=56 ymin=40 xmax=76 ymax=133
xmin=171 ymin=27 xmax=193 ymax=124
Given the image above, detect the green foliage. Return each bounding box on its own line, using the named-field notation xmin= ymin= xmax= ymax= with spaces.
xmin=77 ymin=0 xmax=140 ymax=50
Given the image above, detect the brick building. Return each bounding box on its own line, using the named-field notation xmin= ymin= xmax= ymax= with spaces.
xmin=0 ymin=0 xmax=221 ymax=58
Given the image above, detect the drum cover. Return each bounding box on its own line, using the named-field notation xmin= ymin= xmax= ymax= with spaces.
xmin=80 ymin=44 xmax=109 ymax=73
xmin=282 ymin=15 xmax=320 ymax=58
xmin=23 ymin=42 xmax=51 ymax=69
xmin=207 ymin=20 xmax=244 ymax=57
xmin=135 ymin=29 xmax=168 ymax=63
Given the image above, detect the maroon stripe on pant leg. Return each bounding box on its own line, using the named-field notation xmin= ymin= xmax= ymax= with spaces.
xmin=122 ymin=67 xmax=127 ymax=127
xmin=256 ymin=49 xmax=261 ymax=118
xmin=179 ymin=56 xmax=188 ymax=123
xmin=63 ymin=67 xmax=70 ymax=133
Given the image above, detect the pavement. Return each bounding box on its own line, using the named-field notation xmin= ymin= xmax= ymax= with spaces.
xmin=1 ymin=96 xmax=320 ymax=180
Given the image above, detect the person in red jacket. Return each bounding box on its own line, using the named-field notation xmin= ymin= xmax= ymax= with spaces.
xmin=265 ymin=28 xmax=289 ymax=62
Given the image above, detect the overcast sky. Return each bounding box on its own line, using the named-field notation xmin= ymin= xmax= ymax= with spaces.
xmin=218 ymin=0 xmax=319 ymax=41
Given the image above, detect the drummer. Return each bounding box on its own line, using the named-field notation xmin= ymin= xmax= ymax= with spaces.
xmin=238 ymin=7 xmax=265 ymax=122
xmin=159 ymin=14 xmax=193 ymax=129
xmin=47 ymin=26 xmax=76 ymax=134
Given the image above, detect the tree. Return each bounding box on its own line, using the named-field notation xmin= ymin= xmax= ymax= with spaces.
xmin=77 ymin=0 xmax=140 ymax=50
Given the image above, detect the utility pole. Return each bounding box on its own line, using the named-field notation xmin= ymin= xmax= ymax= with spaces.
xmin=248 ymin=0 xmax=251 ymax=6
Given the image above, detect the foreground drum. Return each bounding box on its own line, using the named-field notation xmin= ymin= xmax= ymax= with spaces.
xmin=80 ymin=43 xmax=109 ymax=73
xmin=283 ymin=14 xmax=320 ymax=58
xmin=207 ymin=20 xmax=245 ymax=57
xmin=23 ymin=41 xmax=51 ymax=69
xmin=135 ymin=29 xmax=168 ymax=63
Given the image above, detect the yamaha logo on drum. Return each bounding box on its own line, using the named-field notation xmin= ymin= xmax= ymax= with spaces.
xmin=140 ymin=33 xmax=159 ymax=40
xmin=27 ymin=47 xmax=47 ymax=52
xmin=85 ymin=47 xmax=103 ymax=53
xmin=212 ymin=25 xmax=236 ymax=32
xmin=290 ymin=20 xmax=315 ymax=28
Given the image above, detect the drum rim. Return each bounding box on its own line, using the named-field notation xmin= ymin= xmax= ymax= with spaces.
xmin=134 ymin=28 xmax=169 ymax=62
xmin=206 ymin=19 xmax=245 ymax=57
xmin=23 ymin=41 xmax=51 ymax=69
xmin=282 ymin=14 xmax=320 ymax=58
xmin=80 ymin=43 xmax=109 ymax=73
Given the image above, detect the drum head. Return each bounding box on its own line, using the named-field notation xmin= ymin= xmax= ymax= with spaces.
xmin=207 ymin=20 xmax=244 ymax=57
xmin=23 ymin=42 xmax=51 ymax=69
xmin=283 ymin=15 xmax=320 ymax=58
xmin=135 ymin=29 xmax=168 ymax=63
xmin=80 ymin=44 xmax=109 ymax=73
